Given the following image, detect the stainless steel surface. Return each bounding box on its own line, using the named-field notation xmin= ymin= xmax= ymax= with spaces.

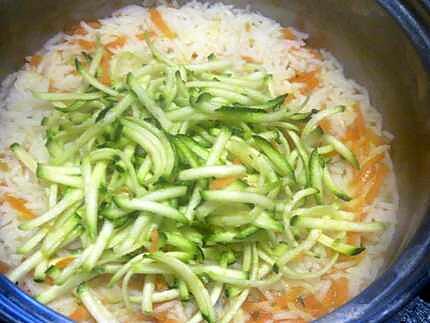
xmin=0 ymin=0 xmax=429 ymax=317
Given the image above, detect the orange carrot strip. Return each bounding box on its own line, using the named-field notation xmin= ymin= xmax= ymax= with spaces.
xmin=44 ymin=276 xmax=55 ymax=285
xmin=366 ymin=127 xmax=386 ymax=146
xmin=69 ymin=305 xmax=91 ymax=321
xmin=282 ymin=27 xmax=296 ymax=40
xmin=100 ymin=51 xmax=112 ymax=85
xmin=302 ymin=293 xmax=327 ymax=318
xmin=352 ymin=153 xmax=385 ymax=188
xmin=290 ymin=70 xmax=319 ymax=95
xmin=274 ymin=287 xmax=304 ymax=309
xmin=150 ymin=228 xmax=159 ymax=253
xmin=343 ymin=105 xmax=366 ymax=142
xmin=56 ymin=257 xmax=75 ymax=269
xmin=66 ymin=20 xmax=101 ymax=36
xmin=308 ymin=48 xmax=322 ymax=60
xmin=343 ymin=195 xmax=366 ymax=214
xmin=209 ymin=176 xmax=239 ymax=190
xmin=106 ymin=36 xmax=127 ymax=50
xmin=149 ymin=8 xmax=176 ymax=39
xmin=4 ymin=194 xmax=36 ymax=220
xmin=77 ymin=39 xmax=95 ymax=51
xmin=326 ymin=277 xmax=349 ymax=309
xmin=247 ymin=311 xmax=273 ymax=323
xmin=346 ymin=233 xmax=361 ymax=247
xmin=241 ymin=55 xmax=258 ymax=63
xmin=66 ymin=24 xmax=86 ymax=36
xmin=30 ymin=55 xmax=43 ymax=67
xmin=319 ymin=119 xmax=332 ymax=134
xmin=153 ymin=310 xmax=179 ymax=323
xmin=87 ymin=20 xmax=101 ymax=29
xmin=364 ymin=163 xmax=388 ymax=204
xmin=155 ymin=275 xmax=167 ymax=291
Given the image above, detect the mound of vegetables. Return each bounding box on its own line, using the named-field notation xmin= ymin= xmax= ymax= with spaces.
xmin=8 ymin=35 xmax=384 ymax=322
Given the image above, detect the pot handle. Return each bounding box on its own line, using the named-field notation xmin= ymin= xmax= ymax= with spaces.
xmin=0 ymin=275 xmax=72 ymax=322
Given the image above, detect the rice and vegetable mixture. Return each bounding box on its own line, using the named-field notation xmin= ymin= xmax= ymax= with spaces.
xmin=0 ymin=2 xmax=398 ymax=322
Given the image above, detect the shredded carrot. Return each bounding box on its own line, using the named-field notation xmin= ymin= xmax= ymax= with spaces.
xmin=150 ymin=228 xmax=159 ymax=253
xmin=346 ymin=152 xmax=387 ymax=215
xmin=69 ymin=305 xmax=91 ymax=322
xmin=247 ymin=311 xmax=273 ymax=323
xmin=243 ymin=300 xmax=274 ymax=323
xmin=324 ymin=278 xmax=349 ymax=309
xmin=0 ymin=260 xmax=10 ymax=274
xmin=76 ymin=39 xmax=95 ymax=51
xmin=352 ymin=153 xmax=385 ymax=189
xmin=29 ymin=55 xmax=43 ymax=67
xmin=308 ymin=48 xmax=322 ymax=60
xmin=56 ymin=256 xmax=75 ymax=269
xmin=364 ymin=163 xmax=388 ymax=204
xmin=348 ymin=139 xmax=366 ymax=165
xmin=155 ymin=275 xmax=167 ymax=291
xmin=319 ymin=119 xmax=332 ymax=134
xmin=366 ymin=127 xmax=386 ymax=146
xmin=106 ymin=36 xmax=127 ymax=50
xmin=4 ymin=194 xmax=36 ymax=220
xmin=44 ymin=276 xmax=54 ymax=285
xmin=241 ymin=55 xmax=258 ymax=64
xmin=153 ymin=310 xmax=179 ymax=323
xmin=343 ymin=105 xmax=366 ymax=142
xmin=87 ymin=20 xmax=102 ymax=29
xmin=290 ymin=70 xmax=319 ymax=95
xmin=149 ymin=8 xmax=176 ymax=39
xmin=66 ymin=20 xmax=102 ymax=36
xmin=302 ymin=294 xmax=326 ymax=318
xmin=343 ymin=195 xmax=366 ymax=214
xmin=65 ymin=24 xmax=86 ymax=36
xmin=274 ymin=287 xmax=304 ymax=309
xmin=100 ymin=51 xmax=112 ymax=85
xmin=282 ymin=27 xmax=296 ymax=40
xmin=209 ymin=176 xmax=240 ymax=190
xmin=243 ymin=300 xmax=270 ymax=313
xmin=346 ymin=232 xmax=361 ymax=245
xmin=209 ymin=159 xmax=242 ymax=189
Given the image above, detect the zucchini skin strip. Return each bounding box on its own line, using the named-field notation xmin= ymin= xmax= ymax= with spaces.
xmin=151 ymin=252 xmax=216 ymax=323
xmin=114 ymin=196 xmax=188 ymax=223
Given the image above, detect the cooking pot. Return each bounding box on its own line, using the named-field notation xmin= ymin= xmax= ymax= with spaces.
xmin=0 ymin=0 xmax=429 ymax=322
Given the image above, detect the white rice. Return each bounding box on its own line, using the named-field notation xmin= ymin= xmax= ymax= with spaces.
xmin=0 ymin=1 xmax=399 ymax=322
